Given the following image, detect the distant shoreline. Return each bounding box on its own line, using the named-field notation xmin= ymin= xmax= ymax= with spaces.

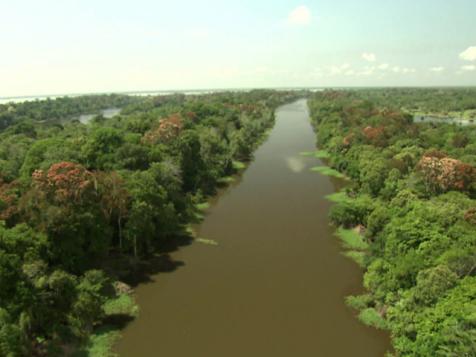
xmin=0 ymin=87 xmax=309 ymax=104
xmin=2 ymin=86 xmax=476 ymax=104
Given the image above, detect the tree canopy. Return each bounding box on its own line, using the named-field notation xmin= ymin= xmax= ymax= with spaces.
xmin=0 ymin=90 xmax=300 ymax=355
xmin=309 ymin=89 xmax=476 ymax=357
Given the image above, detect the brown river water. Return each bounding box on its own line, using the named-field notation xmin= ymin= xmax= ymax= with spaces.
xmin=115 ymin=99 xmax=389 ymax=356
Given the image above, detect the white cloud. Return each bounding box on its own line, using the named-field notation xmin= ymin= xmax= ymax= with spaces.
xmin=460 ymin=46 xmax=476 ymax=61
xmin=391 ymin=66 xmax=416 ymax=74
xmin=311 ymin=62 xmax=419 ymax=79
xmin=362 ymin=52 xmax=377 ymax=62
xmin=462 ymin=65 xmax=476 ymax=71
xmin=287 ymin=6 xmax=312 ymax=26
xmin=357 ymin=66 xmax=375 ymax=76
xmin=329 ymin=63 xmax=350 ymax=75
xmin=429 ymin=66 xmax=445 ymax=72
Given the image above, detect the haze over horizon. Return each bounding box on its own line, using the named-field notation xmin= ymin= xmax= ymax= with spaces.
xmin=1 ymin=0 xmax=475 ymax=97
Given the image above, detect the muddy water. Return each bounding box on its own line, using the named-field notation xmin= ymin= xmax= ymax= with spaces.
xmin=116 ymin=99 xmax=389 ymax=356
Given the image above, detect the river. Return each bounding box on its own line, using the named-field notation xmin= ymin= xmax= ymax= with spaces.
xmin=115 ymin=99 xmax=389 ymax=356
xmin=78 ymin=108 xmax=121 ymax=124
xmin=413 ymin=114 xmax=476 ymax=126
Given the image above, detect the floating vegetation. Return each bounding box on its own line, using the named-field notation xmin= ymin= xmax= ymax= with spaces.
xmin=314 ymin=150 xmax=331 ymax=159
xmin=310 ymin=166 xmax=346 ymax=179
xmin=336 ymin=227 xmax=369 ymax=250
xmin=232 ymin=160 xmax=247 ymax=170
xmin=218 ymin=176 xmax=235 ymax=184
xmin=194 ymin=201 xmax=210 ymax=221
xmin=103 ymin=293 xmax=139 ymax=317
xmin=343 ymin=251 xmax=366 ymax=268
xmin=193 ymin=211 xmax=205 ymax=221
xmin=185 ymin=225 xmax=196 ymax=237
xmin=195 ymin=238 xmax=219 ymax=246
xmin=325 ymin=191 xmax=352 ymax=203
xmin=299 ymin=150 xmax=331 ymax=159
xmin=358 ymin=308 xmax=387 ymax=330
xmin=195 ymin=202 xmax=210 ymax=211
xmin=345 ymin=294 xmax=373 ymax=310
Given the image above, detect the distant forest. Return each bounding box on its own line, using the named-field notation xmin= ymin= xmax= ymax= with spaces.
xmin=1 ymin=88 xmax=475 ymax=356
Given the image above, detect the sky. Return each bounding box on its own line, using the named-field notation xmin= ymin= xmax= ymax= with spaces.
xmin=0 ymin=0 xmax=475 ymax=97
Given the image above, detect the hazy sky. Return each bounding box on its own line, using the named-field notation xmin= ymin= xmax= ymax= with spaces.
xmin=1 ymin=0 xmax=475 ymax=96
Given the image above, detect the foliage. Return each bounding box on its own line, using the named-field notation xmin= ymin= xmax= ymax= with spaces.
xmin=335 ymin=227 xmax=369 ymax=250
xmin=309 ymin=89 xmax=476 ymax=356
xmin=310 ymin=165 xmax=346 ymax=178
xmin=0 ymin=90 xmax=299 ymax=355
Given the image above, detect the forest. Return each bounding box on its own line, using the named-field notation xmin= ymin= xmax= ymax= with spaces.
xmin=308 ymin=89 xmax=476 ymax=356
xmin=0 ymin=90 xmax=300 ymax=355
xmin=1 ymin=87 xmax=475 ymax=356
xmin=0 ymin=95 xmax=141 ymax=131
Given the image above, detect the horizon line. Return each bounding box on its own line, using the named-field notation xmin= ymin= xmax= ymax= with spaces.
xmin=2 ymin=85 xmax=476 ymax=101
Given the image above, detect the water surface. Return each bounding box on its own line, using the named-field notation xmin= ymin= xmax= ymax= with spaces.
xmin=116 ymin=99 xmax=389 ymax=356
xmin=413 ymin=115 xmax=476 ymax=126
xmin=78 ymin=107 xmax=121 ymax=124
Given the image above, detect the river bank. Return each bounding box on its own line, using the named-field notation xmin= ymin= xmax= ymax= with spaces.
xmin=308 ymin=90 xmax=476 ymax=356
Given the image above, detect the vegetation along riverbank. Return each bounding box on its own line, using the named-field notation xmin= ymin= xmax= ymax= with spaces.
xmin=308 ymin=89 xmax=476 ymax=356
xmin=1 ymin=87 xmax=475 ymax=356
xmin=0 ymin=90 xmax=301 ymax=355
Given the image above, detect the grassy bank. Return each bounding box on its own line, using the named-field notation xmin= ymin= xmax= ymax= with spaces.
xmin=73 ymin=292 xmax=138 ymax=357
xmin=309 ymin=89 xmax=476 ymax=356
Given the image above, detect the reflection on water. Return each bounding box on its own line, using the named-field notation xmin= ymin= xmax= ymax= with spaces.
xmin=285 ymin=156 xmax=306 ymax=173
xmin=116 ymin=99 xmax=390 ymax=357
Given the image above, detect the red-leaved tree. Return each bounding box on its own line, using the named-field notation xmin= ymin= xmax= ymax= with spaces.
xmin=417 ymin=152 xmax=476 ymax=193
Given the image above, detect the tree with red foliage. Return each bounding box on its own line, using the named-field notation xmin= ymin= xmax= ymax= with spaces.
xmin=362 ymin=125 xmax=386 ymax=146
xmin=32 ymin=161 xmax=95 ymax=204
xmin=23 ymin=162 xmax=112 ymax=272
xmin=417 ymin=152 xmax=476 ymax=193
xmin=142 ymin=113 xmax=183 ymax=144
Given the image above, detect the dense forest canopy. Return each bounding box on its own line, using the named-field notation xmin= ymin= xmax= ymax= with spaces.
xmin=0 ymin=94 xmax=142 ymax=131
xmin=0 ymin=90 xmax=300 ymax=355
xmin=350 ymin=88 xmax=476 ymax=118
xmin=1 ymin=87 xmax=475 ymax=356
xmin=309 ymin=89 xmax=476 ymax=356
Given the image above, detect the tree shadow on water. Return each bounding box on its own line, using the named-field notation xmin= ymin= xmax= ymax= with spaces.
xmin=73 ymin=234 xmax=194 ymax=355
xmin=102 ymin=313 xmax=136 ymax=328
xmin=122 ymin=253 xmax=186 ymax=288
xmin=106 ymin=232 xmax=193 ymax=288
